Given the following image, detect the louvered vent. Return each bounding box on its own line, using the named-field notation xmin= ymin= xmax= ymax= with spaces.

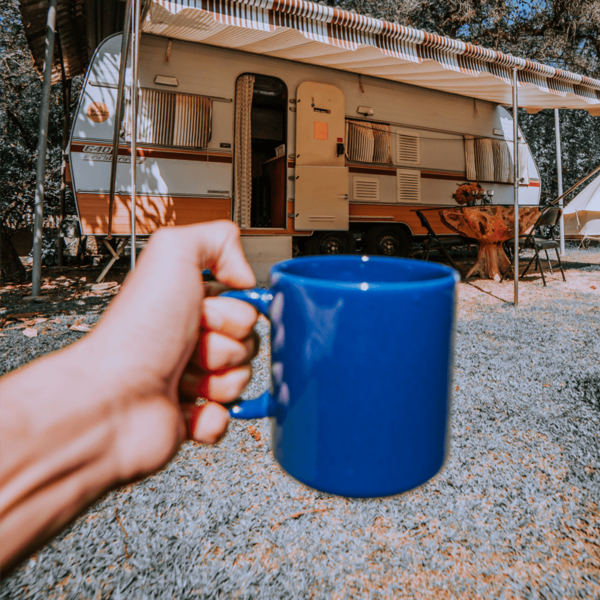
xmin=352 ymin=176 xmax=380 ymax=202
xmin=397 ymin=169 xmax=421 ymax=203
xmin=394 ymin=129 xmax=420 ymax=165
xmin=124 ymin=88 xmax=212 ymax=148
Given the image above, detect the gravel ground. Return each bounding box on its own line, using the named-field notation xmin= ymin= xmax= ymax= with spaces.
xmin=1 ymin=247 xmax=599 ymax=599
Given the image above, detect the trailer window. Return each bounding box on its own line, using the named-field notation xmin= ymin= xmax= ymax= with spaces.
xmin=123 ymin=88 xmax=212 ymax=148
xmin=464 ymin=136 xmax=529 ymax=184
xmin=345 ymin=120 xmax=392 ymax=164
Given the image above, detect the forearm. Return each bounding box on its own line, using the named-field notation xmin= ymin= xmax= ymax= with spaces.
xmin=0 ymin=339 xmax=121 ymax=571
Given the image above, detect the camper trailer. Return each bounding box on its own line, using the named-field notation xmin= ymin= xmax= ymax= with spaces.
xmin=69 ymin=32 xmax=541 ymax=265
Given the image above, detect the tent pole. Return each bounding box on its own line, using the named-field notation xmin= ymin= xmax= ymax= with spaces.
xmin=512 ymin=68 xmax=519 ymax=307
xmin=130 ymin=0 xmax=141 ymax=271
xmin=550 ymin=163 xmax=600 ymax=207
xmin=108 ymin=0 xmax=132 ymax=241
xmin=31 ymin=0 xmax=58 ymax=298
xmin=554 ymin=109 xmax=565 ymax=256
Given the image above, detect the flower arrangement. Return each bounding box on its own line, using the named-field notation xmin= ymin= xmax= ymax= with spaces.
xmin=453 ymin=182 xmax=483 ymax=205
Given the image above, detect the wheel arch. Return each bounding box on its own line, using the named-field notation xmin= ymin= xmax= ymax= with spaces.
xmin=350 ymin=221 xmax=414 ymax=236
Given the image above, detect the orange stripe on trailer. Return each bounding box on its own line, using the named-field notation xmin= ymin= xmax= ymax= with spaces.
xmin=349 ymin=203 xmax=455 ymax=235
xmin=349 ymin=165 xmax=468 ymax=182
xmin=421 ymin=170 xmax=468 ymax=182
xmin=349 ymin=165 xmax=397 ymax=176
xmin=77 ymin=193 xmax=232 ymax=235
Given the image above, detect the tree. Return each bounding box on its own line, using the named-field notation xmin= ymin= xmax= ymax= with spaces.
xmin=0 ymin=0 xmax=82 ymax=280
xmin=1 ymin=0 xmax=599 ymax=274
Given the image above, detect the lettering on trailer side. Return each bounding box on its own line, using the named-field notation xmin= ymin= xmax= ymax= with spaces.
xmin=81 ymin=146 xmax=145 ymax=164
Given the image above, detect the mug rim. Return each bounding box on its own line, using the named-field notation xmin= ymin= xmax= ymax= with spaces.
xmin=271 ymin=255 xmax=459 ymax=290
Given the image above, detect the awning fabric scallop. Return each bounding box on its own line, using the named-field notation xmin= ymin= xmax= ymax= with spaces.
xmin=143 ymin=0 xmax=600 ymax=115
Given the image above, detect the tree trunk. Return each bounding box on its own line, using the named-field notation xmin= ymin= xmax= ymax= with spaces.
xmin=0 ymin=222 xmax=27 ymax=283
xmin=464 ymin=243 xmax=512 ymax=281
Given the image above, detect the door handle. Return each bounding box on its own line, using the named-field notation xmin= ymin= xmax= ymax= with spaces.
xmin=339 ymin=194 xmax=348 ymax=200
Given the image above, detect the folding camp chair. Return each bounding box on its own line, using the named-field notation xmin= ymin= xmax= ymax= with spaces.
xmin=415 ymin=210 xmax=476 ymax=280
xmin=500 ymin=206 xmax=566 ymax=286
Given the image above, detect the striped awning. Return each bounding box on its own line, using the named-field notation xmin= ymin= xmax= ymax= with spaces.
xmin=141 ymin=0 xmax=600 ymax=115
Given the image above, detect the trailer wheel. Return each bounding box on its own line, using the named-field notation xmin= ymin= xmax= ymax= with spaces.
xmin=307 ymin=231 xmax=356 ymax=255
xmin=364 ymin=225 xmax=410 ymax=257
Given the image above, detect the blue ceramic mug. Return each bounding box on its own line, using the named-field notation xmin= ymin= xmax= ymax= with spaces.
xmin=223 ymin=255 xmax=458 ymax=498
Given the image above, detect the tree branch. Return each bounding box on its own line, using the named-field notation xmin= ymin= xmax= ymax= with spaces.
xmin=4 ymin=108 xmax=36 ymax=151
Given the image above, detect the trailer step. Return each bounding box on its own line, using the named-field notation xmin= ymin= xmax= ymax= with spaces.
xmin=240 ymin=236 xmax=293 ymax=285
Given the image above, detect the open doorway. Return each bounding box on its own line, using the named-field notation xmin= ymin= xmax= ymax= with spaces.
xmin=234 ymin=74 xmax=287 ymax=228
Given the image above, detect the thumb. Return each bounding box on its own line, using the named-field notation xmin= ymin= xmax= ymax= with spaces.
xmin=181 ymin=402 xmax=230 ymax=444
xmin=180 ymin=220 xmax=256 ymax=289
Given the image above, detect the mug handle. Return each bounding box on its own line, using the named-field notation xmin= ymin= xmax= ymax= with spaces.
xmin=220 ymin=289 xmax=275 ymax=419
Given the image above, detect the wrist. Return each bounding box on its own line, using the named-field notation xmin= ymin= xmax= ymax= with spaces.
xmin=0 ymin=332 xmax=133 ymax=486
xmin=0 ymin=336 xmax=127 ymax=570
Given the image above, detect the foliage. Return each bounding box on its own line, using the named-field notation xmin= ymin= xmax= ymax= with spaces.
xmin=520 ymin=108 xmax=600 ymax=204
xmin=0 ymin=0 xmax=599 ymax=230
xmin=0 ymin=0 xmax=81 ymax=229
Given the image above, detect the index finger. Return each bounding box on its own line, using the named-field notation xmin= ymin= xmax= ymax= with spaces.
xmin=201 ymin=296 xmax=259 ymax=340
xmin=189 ymin=220 xmax=256 ymax=289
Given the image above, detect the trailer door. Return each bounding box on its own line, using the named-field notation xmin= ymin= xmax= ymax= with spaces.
xmin=295 ymin=82 xmax=349 ymax=230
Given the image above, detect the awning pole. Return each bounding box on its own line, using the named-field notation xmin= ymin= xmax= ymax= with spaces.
xmin=130 ymin=0 xmax=141 ymax=270
xmin=512 ymin=67 xmax=519 ymax=307
xmin=108 ymin=0 xmax=132 ymax=241
xmin=56 ymin=30 xmax=70 ymax=268
xmin=554 ymin=109 xmax=565 ymax=257
xmin=31 ymin=0 xmax=58 ymax=298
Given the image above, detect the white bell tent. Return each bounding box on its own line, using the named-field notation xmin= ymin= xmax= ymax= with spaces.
xmin=563 ymin=175 xmax=600 ymax=242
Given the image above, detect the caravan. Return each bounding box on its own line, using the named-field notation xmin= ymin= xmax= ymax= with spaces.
xmin=69 ymin=30 xmax=541 ymax=265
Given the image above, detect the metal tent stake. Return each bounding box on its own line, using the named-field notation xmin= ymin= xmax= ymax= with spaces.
xmin=512 ymin=68 xmax=519 ymax=307
xmin=31 ymin=0 xmax=58 ymax=298
xmin=130 ymin=0 xmax=141 ymax=271
xmin=555 ymin=109 xmax=565 ymax=257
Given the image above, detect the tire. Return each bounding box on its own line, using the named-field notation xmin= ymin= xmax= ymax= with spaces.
xmin=363 ymin=225 xmax=410 ymax=257
xmin=307 ymin=231 xmax=356 ymax=255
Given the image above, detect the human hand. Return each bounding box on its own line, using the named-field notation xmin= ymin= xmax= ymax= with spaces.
xmin=1 ymin=221 xmax=260 ymax=570
xmin=85 ymin=221 xmax=259 ymax=482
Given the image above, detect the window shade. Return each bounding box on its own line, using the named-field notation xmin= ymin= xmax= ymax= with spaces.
xmin=346 ymin=120 xmax=392 ymax=164
xmin=464 ymin=136 xmax=529 ymax=184
xmin=124 ymin=88 xmax=212 ymax=148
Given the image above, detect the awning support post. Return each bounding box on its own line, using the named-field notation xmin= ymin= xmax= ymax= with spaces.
xmin=107 ymin=0 xmax=132 ymax=240
xmin=57 ymin=30 xmax=70 ymax=268
xmin=130 ymin=0 xmax=141 ymax=271
xmin=554 ymin=109 xmax=565 ymax=257
xmin=512 ymin=68 xmax=519 ymax=307
xmin=57 ymin=77 xmax=70 ymax=267
xmin=31 ymin=0 xmax=58 ymax=297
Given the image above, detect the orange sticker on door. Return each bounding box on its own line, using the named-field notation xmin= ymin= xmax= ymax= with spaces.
xmin=314 ymin=122 xmax=329 ymax=141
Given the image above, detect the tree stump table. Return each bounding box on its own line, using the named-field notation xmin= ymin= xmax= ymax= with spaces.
xmin=439 ymin=206 xmax=540 ymax=281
